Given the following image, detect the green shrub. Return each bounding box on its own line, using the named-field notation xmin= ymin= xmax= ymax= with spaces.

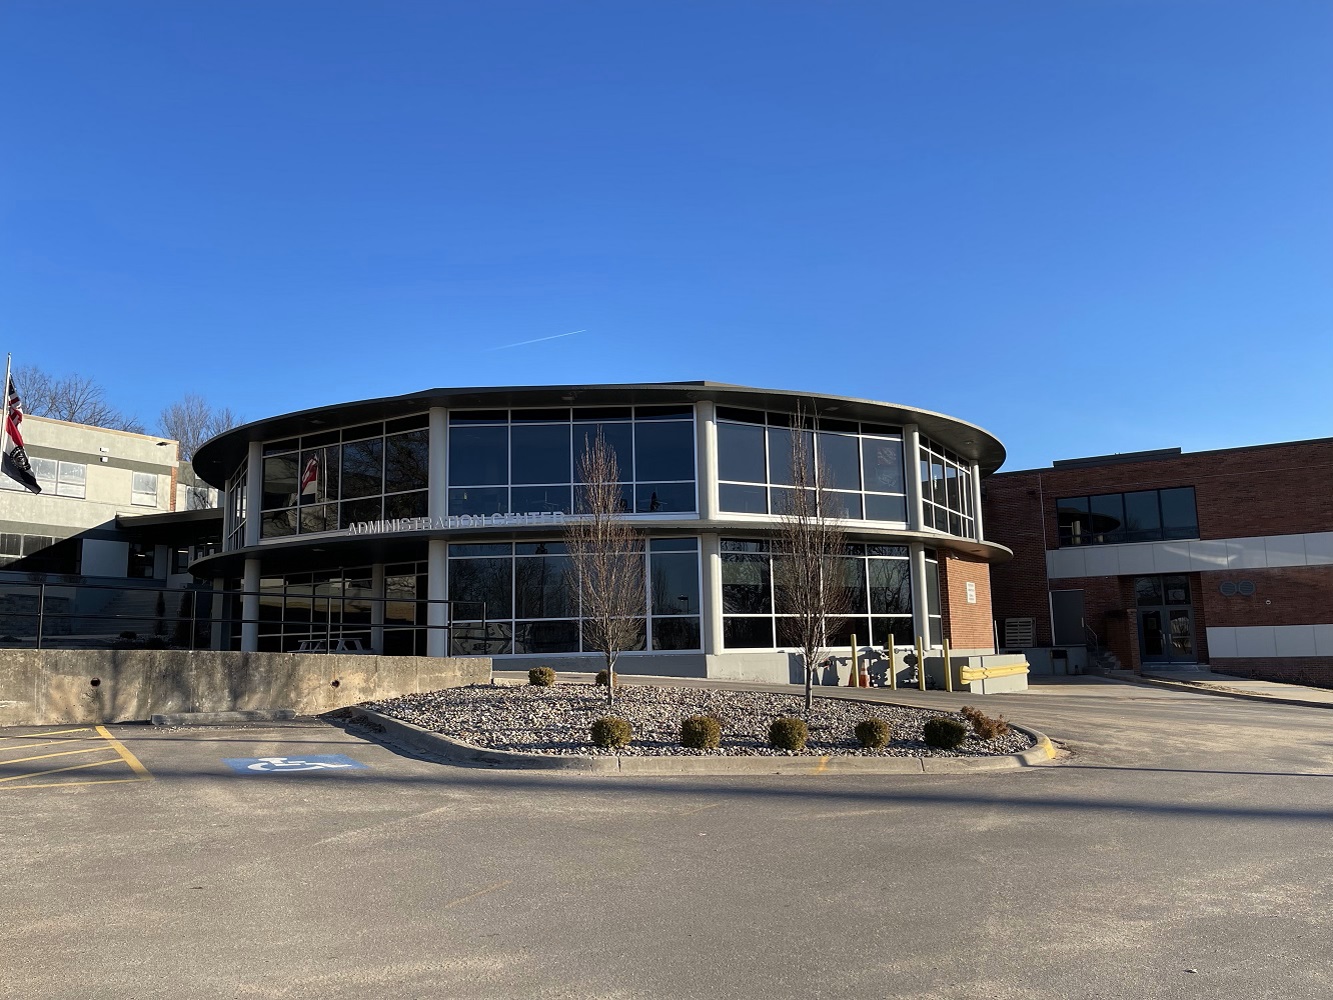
xmin=960 ymin=705 xmax=1010 ymax=740
xmin=594 ymin=669 xmax=615 ymax=687
xmin=922 ymin=717 xmax=968 ymax=750
xmin=680 ymin=715 xmax=722 ymax=750
xmin=768 ymin=717 xmax=808 ymax=751
xmin=590 ymin=716 xmax=633 ymax=749
xmin=854 ymin=718 xmax=892 ymax=750
xmin=528 ymin=666 xmax=556 ymax=687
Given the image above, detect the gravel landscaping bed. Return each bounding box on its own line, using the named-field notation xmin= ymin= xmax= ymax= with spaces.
xmin=364 ymin=683 xmax=1036 ymax=757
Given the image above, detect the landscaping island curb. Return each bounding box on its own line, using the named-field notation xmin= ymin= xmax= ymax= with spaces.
xmin=348 ymin=705 xmax=1058 ymax=775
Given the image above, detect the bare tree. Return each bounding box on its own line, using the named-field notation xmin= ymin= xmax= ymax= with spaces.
xmin=773 ymin=408 xmax=853 ymax=715
xmin=160 ymin=393 xmax=241 ymax=510
xmin=564 ymin=429 xmax=645 ymax=708
xmin=159 ymin=393 xmax=240 ymax=460
xmin=15 ymin=365 xmax=145 ymax=432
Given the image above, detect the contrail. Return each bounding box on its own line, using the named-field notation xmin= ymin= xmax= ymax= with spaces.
xmin=487 ymin=329 xmax=587 ymax=351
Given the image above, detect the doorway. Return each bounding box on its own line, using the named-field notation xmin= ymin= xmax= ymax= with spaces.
xmin=1134 ymin=575 xmax=1196 ymax=666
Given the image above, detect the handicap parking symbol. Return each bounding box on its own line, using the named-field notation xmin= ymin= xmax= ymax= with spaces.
xmin=223 ymin=754 xmax=370 ymax=774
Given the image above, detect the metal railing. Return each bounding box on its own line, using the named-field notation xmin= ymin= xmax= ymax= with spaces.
xmin=0 ymin=579 xmax=487 ymax=655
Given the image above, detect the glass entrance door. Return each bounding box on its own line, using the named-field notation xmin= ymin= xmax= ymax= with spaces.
xmin=1135 ymin=575 xmax=1196 ymax=666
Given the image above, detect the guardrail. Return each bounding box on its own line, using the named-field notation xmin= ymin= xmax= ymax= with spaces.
xmin=0 ymin=580 xmax=487 ymax=655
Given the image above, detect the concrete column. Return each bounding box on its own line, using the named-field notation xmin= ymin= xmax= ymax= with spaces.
xmin=243 ymin=441 xmax=263 ymax=547
xmin=696 ymin=401 xmax=718 ymax=521
xmin=241 ymin=557 xmax=261 ymax=653
xmin=370 ymin=563 xmax=386 ymax=654
xmin=904 ymin=424 xmax=925 ymax=531
xmin=428 ymin=406 xmax=448 ymax=521
xmin=969 ymin=461 xmax=984 ymax=541
xmin=910 ymin=542 xmax=931 ymax=647
xmin=699 ymin=532 xmax=723 ymax=656
xmin=210 ymin=576 xmax=226 ymax=651
xmin=426 ymin=538 xmax=448 ymax=658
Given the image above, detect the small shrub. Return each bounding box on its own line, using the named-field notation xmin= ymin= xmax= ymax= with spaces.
xmin=922 ymin=717 xmax=968 ymax=750
xmin=594 ymin=669 xmax=616 ymax=687
xmin=854 ymin=718 xmax=892 ymax=750
xmin=768 ymin=717 xmax=808 ymax=751
xmin=680 ymin=715 xmax=722 ymax=750
xmin=528 ymin=666 xmax=556 ymax=687
xmin=960 ymin=705 xmax=1010 ymax=740
xmin=590 ymin=716 xmax=633 ymax=749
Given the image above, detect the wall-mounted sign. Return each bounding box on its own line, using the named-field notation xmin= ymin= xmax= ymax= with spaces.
xmin=345 ymin=511 xmax=569 ymax=536
xmin=966 ymin=581 xmax=977 ymax=605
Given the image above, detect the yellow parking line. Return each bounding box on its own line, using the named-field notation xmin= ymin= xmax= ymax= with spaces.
xmin=0 ymin=727 xmax=93 ymax=741
xmin=0 ymin=737 xmax=98 ymax=754
xmin=95 ymin=726 xmax=151 ymax=778
xmin=0 ymin=777 xmax=148 ymax=793
xmin=0 ymin=757 xmax=122 ymax=784
xmin=0 ymin=745 xmax=116 ymax=767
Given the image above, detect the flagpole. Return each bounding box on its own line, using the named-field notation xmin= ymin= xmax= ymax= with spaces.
xmin=0 ymin=353 xmax=11 ymax=467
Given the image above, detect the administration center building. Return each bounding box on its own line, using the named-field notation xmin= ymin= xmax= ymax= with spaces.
xmin=190 ymin=382 xmax=1011 ymax=683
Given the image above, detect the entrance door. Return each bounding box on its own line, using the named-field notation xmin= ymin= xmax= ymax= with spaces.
xmin=1135 ymin=575 xmax=1196 ymax=666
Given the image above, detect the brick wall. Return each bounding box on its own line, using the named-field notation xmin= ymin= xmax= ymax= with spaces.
xmin=983 ymin=438 xmax=1333 ymax=660
xmin=938 ymin=552 xmax=995 ymax=651
xmin=1198 ymin=566 xmax=1333 ymax=628
xmin=1218 ymin=658 xmax=1333 ymax=690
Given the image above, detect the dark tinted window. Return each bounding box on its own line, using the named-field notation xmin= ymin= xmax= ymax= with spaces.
xmin=384 ymin=430 xmax=428 ymax=493
xmin=724 ymin=616 xmax=772 ymax=648
xmin=722 ymin=552 xmax=771 ymax=613
xmin=448 ymin=557 xmax=513 ymax=618
xmin=719 ymin=483 xmax=768 ymax=514
xmin=341 ymin=439 xmax=383 ymax=498
xmin=573 ymin=423 xmax=633 ymax=481
xmin=1089 ymin=493 xmax=1125 ymax=544
xmin=718 ymin=421 xmax=767 ymax=483
xmin=767 ymin=427 xmax=815 ymax=486
xmin=1160 ymin=487 xmax=1198 ymax=538
xmin=817 ymin=432 xmax=861 ymax=491
xmin=1057 ymin=497 xmax=1091 ymax=546
xmin=515 ymin=554 xmax=574 ymax=618
xmin=449 ymin=426 xmax=508 ymax=485
xmin=634 ymin=421 xmax=694 ymax=481
xmin=511 ymin=424 xmax=571 ymax=484
xmin=650 ymin=551 xmax=700 ymax=615
xmin=511 ymin=485 xmax=571 ymax=514
xmin=635 ymin=482 xmax=696 ymax=513
xmin=262 ymin=455 xmax=299 ymax=510
xmin=1123 ymin=491 xmax=1161 ymax=541
xmin=868 ymin=559 xmax=912 ymax=615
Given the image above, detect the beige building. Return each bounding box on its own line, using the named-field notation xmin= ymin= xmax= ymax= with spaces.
xmin=0 ymin=415 xmax=183 ymax=578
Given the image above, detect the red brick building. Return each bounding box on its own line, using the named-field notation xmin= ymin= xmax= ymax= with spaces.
xmin=983 ymin=439 xmax=1333 ymax=687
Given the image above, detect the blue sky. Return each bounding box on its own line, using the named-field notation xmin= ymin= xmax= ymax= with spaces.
xmin=1 ymin=1 xmax=1329 ymax=470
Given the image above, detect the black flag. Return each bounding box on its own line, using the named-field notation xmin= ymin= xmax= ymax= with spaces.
xmin=4 ymin=378 xmax=41 ymax=494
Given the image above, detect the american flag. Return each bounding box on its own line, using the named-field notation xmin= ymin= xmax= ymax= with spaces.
xmin=300 ymin=454 xmax=319 ymax=497
xmin=3 ymin=377 xmax=41 ymax=494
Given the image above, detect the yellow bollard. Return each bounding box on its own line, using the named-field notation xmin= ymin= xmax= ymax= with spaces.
xmin=849 ymin=635 xmax=859 ymax=687
xmin=916 ymin=636 xmax=926 ymax=691
xmin=888 ymin=642 xmax=897 ymax=690
xmin=943 ymin=636 xmax=953 ymax=693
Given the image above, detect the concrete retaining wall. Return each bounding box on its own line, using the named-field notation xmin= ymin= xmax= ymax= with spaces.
xmin=0 ymin=649 xmax=491 ymax=726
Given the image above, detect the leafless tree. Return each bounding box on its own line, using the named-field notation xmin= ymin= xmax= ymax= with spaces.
xmin=14 ymin=365 xmax=145 ymax=432
xmin=564 ymin=428 xmax=645 ymax=708
xmin=159 ymin=393 xmax=240 ymax=460
xmin=773 ymin=408 xmax=853 ymax=715
xmin=160 ymin=393 xmax=241 ymax=509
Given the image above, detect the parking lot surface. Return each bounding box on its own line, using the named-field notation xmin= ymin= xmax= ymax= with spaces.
xmin=3 ymin=678 xmax=1331 ymax=999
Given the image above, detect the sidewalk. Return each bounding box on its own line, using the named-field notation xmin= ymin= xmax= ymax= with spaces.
xmin=1117 ymin=667 xmax=1333 ymax=709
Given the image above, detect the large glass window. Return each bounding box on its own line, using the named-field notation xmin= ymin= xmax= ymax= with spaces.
xmin=448 ymin=537 xmax=701 ymax=655
xmin=259 ymin=416 xmax=430 ymax=539
xmin=716 ymin=408 xmax=908 ymax=524
xmin=720 ymin=539 xmax=915 ymax=650
xmin=918 ymin=436 xmax=974 ymax=538
xmin=1058 ymin=488 xmax=1198 ymax=547
xmin=447 ymin=406 xmax=696 ymax=518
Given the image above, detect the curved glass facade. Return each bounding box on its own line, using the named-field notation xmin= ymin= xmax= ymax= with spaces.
xmin=203 ymin=385 xmax=1003 ymax=668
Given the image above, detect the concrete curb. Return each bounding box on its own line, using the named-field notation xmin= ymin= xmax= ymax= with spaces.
xmin=151 ymin=709 xmax=297 ymax=726
xmin=1109 ymin=675 xmax=1333 ymax=711
xmin=348 ymin=706 xmax=1057 ymax=775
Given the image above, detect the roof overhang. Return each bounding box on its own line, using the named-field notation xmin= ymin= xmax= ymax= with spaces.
xmin=193 ymin=381 xmax=1006 ymax=487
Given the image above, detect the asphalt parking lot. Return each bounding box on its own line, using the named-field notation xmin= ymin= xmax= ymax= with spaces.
xmin=3 ymin=678 xmax=1331 ymax=1000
